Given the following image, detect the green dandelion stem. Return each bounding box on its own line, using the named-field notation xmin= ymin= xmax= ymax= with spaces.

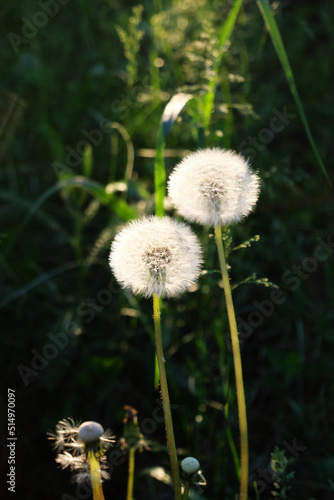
xmin=126 ymin=447 xmax=135 ymax=500
xmin=153 ymin=293 xmax=182 ymax=500
xmin=214 ymin=225 xmax=249 ymax=500
xmin=88 ymin=453 xmax=106 ymax=500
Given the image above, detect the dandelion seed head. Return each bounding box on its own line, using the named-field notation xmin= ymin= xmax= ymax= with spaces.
xmin=49 ymin=418 xmax=114 ymax=484
xmin=168 ymin=148 xmax=260 ymax=226
xmin=109 ymin=216 xmax=202 ymax=298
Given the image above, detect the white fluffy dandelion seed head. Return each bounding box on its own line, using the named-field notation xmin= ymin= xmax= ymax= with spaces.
xmin=109 ymin=216 xmax=203 ymax=298
xmin=181 ymin=457 xmax=200 ymax=475
xmin=167 ymin=148 xmax=260 ymax=226
xmin=78 ymin=421 xmax=104 ymax=443
xmin=49 ymin=418 xmax=114 ymax=484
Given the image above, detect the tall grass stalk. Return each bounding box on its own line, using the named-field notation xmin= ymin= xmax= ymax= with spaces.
xmin=256 ymin=0 xmax=331 ymax=186
xmin=153 ymin=293 xmax=182 ymax=500
xmin=214 ymin=225 xmax=248 ymax=500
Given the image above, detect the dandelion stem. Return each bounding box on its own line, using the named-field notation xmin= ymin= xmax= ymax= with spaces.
xmin=214 ymin=225 xmax=249 ymax=500
xmin=153 ymin=293 xmax=182 ymax=500
xmin=126 ymin=447 xmax=135 ymax=500
xmin=88 ymin=452 xmax=106 ymax=500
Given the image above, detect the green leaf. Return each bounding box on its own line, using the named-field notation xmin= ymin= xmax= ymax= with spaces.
xmin=217 ymin=0 xmax=244 ymax=51
xmin=154 ymin=93 xmax=193 ymax=217
xmin=160 ymin=93 xmax=194 ymax=140
xmin=256 ymin=0 xmax=331 ymax=186
xmin=27 ymin=177 xmax=112 ymax=220
xmin=6 ymin=177 xmax=135 ymax=251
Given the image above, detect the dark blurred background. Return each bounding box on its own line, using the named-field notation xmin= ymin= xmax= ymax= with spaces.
xmin=0 ymin=0 xmax=333 ymax=499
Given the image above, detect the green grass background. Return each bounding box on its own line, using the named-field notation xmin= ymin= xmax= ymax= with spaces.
xmin=1 ymin=0 xmax=333 ymax=499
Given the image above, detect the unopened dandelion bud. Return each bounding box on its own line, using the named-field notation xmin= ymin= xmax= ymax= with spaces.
xmin=168 ymin=148 xmax=260 ymax=227
xmin=181 ymin=457 xmax=200 ymax=475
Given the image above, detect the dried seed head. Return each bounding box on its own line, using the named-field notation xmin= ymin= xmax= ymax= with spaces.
xmin=168 ymin=148 xmax=260 ymax=226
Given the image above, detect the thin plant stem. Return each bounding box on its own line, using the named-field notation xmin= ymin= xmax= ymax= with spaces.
xmin=214 ymin=225 xmax=249 ymax=500
xmin=153 ymin=293 xmax=182 ymax=500
xmin=126 ymin=447 xmax=136 ymax=500
xmin=88 ymin=452 xmax=106 ymax=500
xmin=182 ymin=480 xmax=190 ymax=500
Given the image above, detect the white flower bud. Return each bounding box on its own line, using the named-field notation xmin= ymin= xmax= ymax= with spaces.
xmin=181 ymin=457 xmax=200 ymax=475
xmin=78 ymin=421 xmax=104 ymax=443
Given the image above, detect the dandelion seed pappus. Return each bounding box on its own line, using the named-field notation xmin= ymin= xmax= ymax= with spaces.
xmin=193 ymin=470 xmax=207 ymax=493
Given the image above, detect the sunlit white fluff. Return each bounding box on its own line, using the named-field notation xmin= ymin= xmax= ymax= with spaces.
xmin=48 ymin=418 xmax=114 ymax=484
xmin=109 ymin=216 xmax=202 ymax=298
xmin=167 ymin=148 xmax=260 ymax=226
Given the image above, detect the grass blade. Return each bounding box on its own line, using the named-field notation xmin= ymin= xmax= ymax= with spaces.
xmin=154 ymin=127 xmax=166 ymax=218
xmin=202 ymin=0 xmax=244 ymax=129
xmin=217 ymin=0 xmax=244 ymax=50
xmin=256 ymin=0 xmax=331 ymax=186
